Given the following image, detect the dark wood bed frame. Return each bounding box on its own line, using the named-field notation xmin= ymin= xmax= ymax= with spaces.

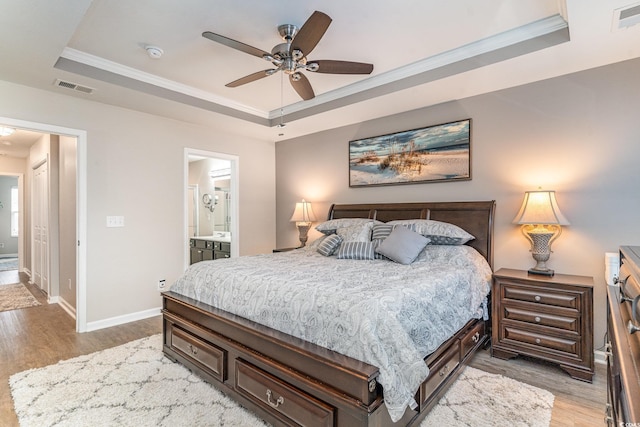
xmin=162 ymin=200 xmax=495 ymax=427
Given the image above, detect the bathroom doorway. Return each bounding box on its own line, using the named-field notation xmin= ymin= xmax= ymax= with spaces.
xmin=184 ymin=149 xmax=239 ymax=268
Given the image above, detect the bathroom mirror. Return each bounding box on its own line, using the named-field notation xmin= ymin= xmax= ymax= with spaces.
xmin=188 ymin=158 xmax=232 ymax=236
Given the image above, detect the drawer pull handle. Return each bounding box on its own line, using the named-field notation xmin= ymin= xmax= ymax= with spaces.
xmin=534 ymin=316 xmax=541 ymax=323
xmin=472 ymin=332 xmax=480 ymax=343
xmin=439 ymin=364 xmax=450 ymax=377
xmin=266 ymin=389 xmax=284 ymax=408
xmin=535 ymin=338 xmax=541 ymax=344
xmin=188 ymin=344 xmax=198 ymax=355
xmin=534 ymin=295 xmax=541 ymax=302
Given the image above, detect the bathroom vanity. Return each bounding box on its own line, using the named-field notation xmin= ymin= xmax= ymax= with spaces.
xmin=190 ymin=234 xmax=231 ymax=264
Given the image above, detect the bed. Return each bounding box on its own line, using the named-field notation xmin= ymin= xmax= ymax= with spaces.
xmin=162 ymin=200 xmax=495 ymax=426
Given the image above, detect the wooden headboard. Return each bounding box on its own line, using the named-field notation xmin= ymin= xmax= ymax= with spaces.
xmin=328 ymin=201 xmax=496 ymax=268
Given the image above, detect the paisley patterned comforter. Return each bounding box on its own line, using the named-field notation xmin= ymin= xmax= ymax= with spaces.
xmin=170 ymin=244 xmax=492 ymax=422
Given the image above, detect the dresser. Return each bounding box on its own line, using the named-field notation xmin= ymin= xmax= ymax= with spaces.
xmin=190 ymin=238 xmax=231 ymax=265
xmin=605 ymin=246 xmax=640 ymax=425
xmin=491 ymin=268 xmax=594 ymax=382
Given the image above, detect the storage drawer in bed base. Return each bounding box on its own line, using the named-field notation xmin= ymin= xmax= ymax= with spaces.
xmin=163 ymin=293 xmax=489 ymax=427
xmin=236 ymin=359 xmax=335 ymax=427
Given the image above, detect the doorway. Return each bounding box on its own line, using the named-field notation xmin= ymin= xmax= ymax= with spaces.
xmin=184 ymin=149 xmax=239 ymax=268
xmin=0 ymin=116 xmax=87 ymax=332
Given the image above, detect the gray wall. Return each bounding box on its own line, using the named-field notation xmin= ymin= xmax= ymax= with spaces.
xmin=275 ymin=56 xmax=640 ymax=352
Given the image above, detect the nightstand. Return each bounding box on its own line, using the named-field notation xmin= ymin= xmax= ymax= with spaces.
xmin=491 ymin=268 xmax=594 ymax=382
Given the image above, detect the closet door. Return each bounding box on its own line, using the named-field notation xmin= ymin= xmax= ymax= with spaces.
xmin=32 ymin=161 xmax=49 ymax=294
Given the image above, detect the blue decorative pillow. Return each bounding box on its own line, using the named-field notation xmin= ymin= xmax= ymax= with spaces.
xmin=316 ymin=234 xmax=342 ymax=257
xmin=337 ymin=241 xmax=376 ymax=260
xmin=375 ymin=226 xmax=430 ymax=265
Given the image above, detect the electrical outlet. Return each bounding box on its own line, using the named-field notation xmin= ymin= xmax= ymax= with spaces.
xmin=157 ymin=279 xmax=166 ymax=291
xmin=68 ymin=279 xmax=72 ymax=290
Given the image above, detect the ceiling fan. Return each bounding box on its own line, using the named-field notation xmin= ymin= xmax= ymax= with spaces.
xmin=202 ymin=11 xmax=374 ymax=101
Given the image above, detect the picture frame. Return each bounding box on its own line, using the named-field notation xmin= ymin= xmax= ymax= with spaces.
xmin=349 ymin=119 xmax=471 ymax=187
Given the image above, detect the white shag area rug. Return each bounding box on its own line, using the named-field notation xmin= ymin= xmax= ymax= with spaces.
xmin=10 ymin=335 xmax=554 ymax=427
xmin=0 ymin=283 xmax=40 ymax=312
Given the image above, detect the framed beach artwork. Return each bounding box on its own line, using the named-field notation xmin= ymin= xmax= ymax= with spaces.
xmin=349 ymin=119 xmax=471 ymax=187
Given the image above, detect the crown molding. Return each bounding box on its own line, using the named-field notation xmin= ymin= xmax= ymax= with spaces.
xmin=59 ymin=47 xmax=269 ymax=119
xmin=57 ymin=14 xmax=568 ymax=126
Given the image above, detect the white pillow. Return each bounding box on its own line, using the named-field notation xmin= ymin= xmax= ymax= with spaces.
xmin=315 ymin=218 xmax=380 ymax=235
xmin=336 ymin=222 xmax=374 ymax=242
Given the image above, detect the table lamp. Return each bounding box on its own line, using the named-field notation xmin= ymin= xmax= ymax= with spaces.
xmin=290 ymin=199 xmax=317 ymax=247
xmin=513 ymin=190 xmax=569 ymax=276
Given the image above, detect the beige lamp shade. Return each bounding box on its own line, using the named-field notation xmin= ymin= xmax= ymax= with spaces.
xmin=290 ymin=200 xmax=317 ymax=223
xmin=513 ymin=190 xmax=570 ymax=226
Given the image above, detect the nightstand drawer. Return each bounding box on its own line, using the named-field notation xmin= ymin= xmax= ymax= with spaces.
xmin=504 ymin=286 xmax=578 ymax=309
xmin=502 ymin=325 xmax=579 ymax=355
xmin=503 ymin=306 xmax=578 ymax=332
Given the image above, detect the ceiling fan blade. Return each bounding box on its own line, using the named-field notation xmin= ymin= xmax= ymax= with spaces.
xmin=202 ymin=31 xmax=270 ymax=59
xmin=289 ymin=73 xmax=315 ymax=100
xmin=226 ymin=70 xmax=275 ymax=88
xmin=291 ymin=11 xmax=332 ymax=57
xmin=310 ymin=60 xmax=374 ymax=74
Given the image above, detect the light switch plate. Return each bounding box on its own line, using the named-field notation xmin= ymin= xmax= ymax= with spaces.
xmin=106 ymin=216 xmax=125 ymax=227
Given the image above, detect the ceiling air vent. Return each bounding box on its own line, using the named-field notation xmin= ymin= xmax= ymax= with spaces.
xmin=612 ymin=2 xmax=640 ymax=31
xmin=54 ymin=79 xmax=94 ymax=94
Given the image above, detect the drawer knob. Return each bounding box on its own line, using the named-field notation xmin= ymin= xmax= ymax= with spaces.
xmin=472 ymin=332 xmax=480 ymax=343
xmin=188 ymin=344 xmax=198 ymax=355
xmin=266 ymin=389 xmax=284 ymax=408
xmin=439 ymin=364 xmax=450 ymax=377
xmin=534 ymin=295 xmax=541 ymax=302
xmin=534 ymin=316 xmax=541 ymax=323
xmin=535 ymin=338 xmax=541 ymax=344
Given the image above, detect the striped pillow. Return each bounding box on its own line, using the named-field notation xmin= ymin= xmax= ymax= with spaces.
xmin=336 ymin=241 xmax=376 ymax=260
xmin=316 ymin=234 xmax=342 ymax=257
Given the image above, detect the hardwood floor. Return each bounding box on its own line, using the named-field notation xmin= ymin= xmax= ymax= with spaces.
xmin=469 ymin=348 xmax=607 ymax=427
xmin=1 ymin=270 xmax=606 ymax=426
xmin=0 ymin=271 xmax=162 ymax=427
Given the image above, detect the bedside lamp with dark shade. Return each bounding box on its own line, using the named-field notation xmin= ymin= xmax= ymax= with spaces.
xmin=513 ymin=190 xmax=570 ymax=276
xmin=290 ymin=199 xmax=317 ymax=247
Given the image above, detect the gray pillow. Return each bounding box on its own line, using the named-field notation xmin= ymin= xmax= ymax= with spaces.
xmin=316 ymin=234 xmax=342 ymax=256
xmin=337 ymin=241 xmax=376 ymax=260
xmin=387 ymin=219 xmax=474 ymax=245
xmin=375 ymin=226 xmax=430 ymax=265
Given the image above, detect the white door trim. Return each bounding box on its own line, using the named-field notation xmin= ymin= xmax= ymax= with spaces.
xmin=0 ymin=116 xmax=87 ymax=332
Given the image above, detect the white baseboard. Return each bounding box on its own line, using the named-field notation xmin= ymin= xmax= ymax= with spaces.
xmin=85 ymin=307 xmax=161 ymax=332
xmin=48 ymin=295 xmax=59 ymax=304
xmin=58 ymin=296 xmax=76 ymax=319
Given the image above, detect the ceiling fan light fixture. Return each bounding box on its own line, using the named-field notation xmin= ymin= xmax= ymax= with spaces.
xmin=202 ymin=10 xmax=373 ymax=101
xmin=306 ymin=62 xmax=319 ymax=72
xmin=292 ymin=49 xmax=304 ymax=61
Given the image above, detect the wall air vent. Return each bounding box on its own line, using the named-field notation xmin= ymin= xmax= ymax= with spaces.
xmin=54 ymin=79 xmax=94 ymax=94
xmin=612 ymin=2 xmax=640 ymax=31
